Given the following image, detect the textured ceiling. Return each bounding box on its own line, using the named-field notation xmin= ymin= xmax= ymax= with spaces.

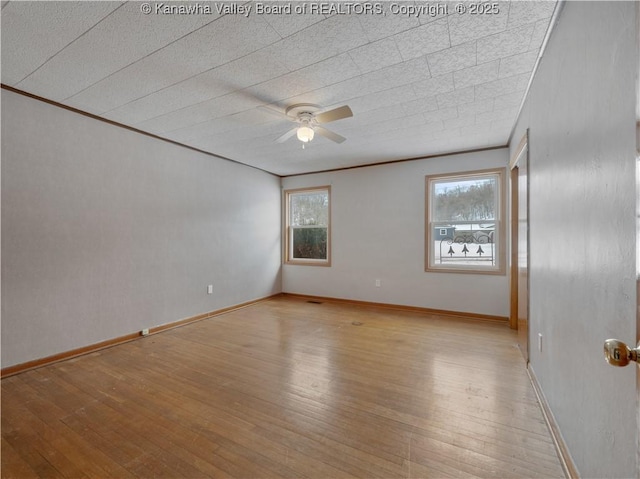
xmin=1 ymin=1 xmax=557 ymax=176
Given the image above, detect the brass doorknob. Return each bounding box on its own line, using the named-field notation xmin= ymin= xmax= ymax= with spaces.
xmin=603 ymin=339 xmax=640 ymax=367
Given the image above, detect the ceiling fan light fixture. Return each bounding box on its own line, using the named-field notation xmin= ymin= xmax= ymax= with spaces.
xmin=296 ymin=125 xmax=315 ymax=143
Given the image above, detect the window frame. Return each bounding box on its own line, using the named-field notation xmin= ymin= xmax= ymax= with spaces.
xmin=425 ymin=168 xmax=506 ymax=275
xmin=284 ymin=186 xmax=331 ymax=267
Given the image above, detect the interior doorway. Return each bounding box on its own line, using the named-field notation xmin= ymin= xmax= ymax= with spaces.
xmin=510 ymin=133 xmax=529 ymax=362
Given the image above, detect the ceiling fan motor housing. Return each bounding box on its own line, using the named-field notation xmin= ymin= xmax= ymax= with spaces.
xmin=276 ymin=103 xmax=353 ymax=144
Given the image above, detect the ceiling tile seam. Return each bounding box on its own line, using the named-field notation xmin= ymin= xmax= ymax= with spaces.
xmin=422 ymin=40 xmax=434 ymax=78
xmin=504 ymin=2 xmax=514 ymax=31
xmin=12 ymin=1 xmax=126 ymax=86
xmin=454 ymin=58 xmax=523 ymax=91
xmin=345 ymin=37 xmax=407 ymax=77
xmin=353 ymin=13 xmax=406 ymax=44
xmin=471 ymin=69 xmax=530 ymax=95
xmin=496 ymin=50 xmax=537 ymax=79
xmin=527 ymin=17 xmax=552 ymax=51
xmin=523 ymin=23 xmax=537 ymax=53
xmin=477 ymin=22 xmax=538 ymax=58
xmin=263 ymin=9 xmax=331 ymax=40
xmin=59 ymin=11 xmax=238 ymax=105
xmin=474 ymin=38 xmax=479 ymax=68
xmin=442 ymin=41 xmax=539 ymax=82
xmin=392 ymin=22 xmax=455 ymax=64
xmin=346 ymin=50 xmax=365 ymax=76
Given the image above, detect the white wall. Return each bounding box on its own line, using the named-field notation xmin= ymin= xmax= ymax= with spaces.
xmin=282 ymin=148 xmax=509 ymax=318
xmin=1 ymin=89 xmax=282 ymax=368
xmin=510 ymin=2 xmax=637 ymax=477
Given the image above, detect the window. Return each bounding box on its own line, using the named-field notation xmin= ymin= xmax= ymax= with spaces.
xmin=425 ymin=168 xmax=505 ymax=274
xmin=285 ymin=186 xmax=330 ymax=266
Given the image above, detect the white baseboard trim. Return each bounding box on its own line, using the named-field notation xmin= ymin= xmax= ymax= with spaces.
xmin=527 ymin=365 xmax=580 ymax=479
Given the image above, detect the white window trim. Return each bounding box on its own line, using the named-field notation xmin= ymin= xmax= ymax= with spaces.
xmin=284 ymin=186 xmax=331 ymax=266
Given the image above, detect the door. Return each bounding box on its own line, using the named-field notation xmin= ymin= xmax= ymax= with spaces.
xmin=601 ymin=32 xmax=639 ymax=479
xmin=510 ymin=134 xmax=529 ymax=361
xmin=635 ymin=12 xmax=639 ymax=475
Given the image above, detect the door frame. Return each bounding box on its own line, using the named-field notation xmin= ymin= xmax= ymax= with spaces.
xmin=635 ymin=120 xmax=639 ymax=479
xmin=509 ymin=166 xmax=519 ymax=330
xmin=635 ymin=3 xmax=639 ymax=476
xmin=510 ymin=132 xmax=529 ymax=361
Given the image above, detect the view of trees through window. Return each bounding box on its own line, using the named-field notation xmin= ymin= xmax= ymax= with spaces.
xmin=290 ymin=192 xmax=329 ymax=227
xmin=433 ymin=177 xmax=496 ymax=222
xmin=287 ymin=189 xmax=329 ymax=263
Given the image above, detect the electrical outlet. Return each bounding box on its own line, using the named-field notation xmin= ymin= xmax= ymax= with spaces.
xmin=207 ymin=284 xmax=213 ymax=294
xmin=141 ymin=328 xmax=150 ymax=336
xmin=375 ymin=279 xmax=381 ymax=287
xmin=538 ymin=333 xmax=543 ymax=352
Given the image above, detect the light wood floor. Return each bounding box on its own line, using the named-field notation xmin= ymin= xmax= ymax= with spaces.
xmin=2 ymin=296 xmax=565 ymax=478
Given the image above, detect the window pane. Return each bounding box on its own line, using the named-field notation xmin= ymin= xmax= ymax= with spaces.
xmin=292 ymin=227 xmax=327 ymax=260
xmin=433 ymin=176 xmax=497 ymax=222
xmin=290 ymin=192 xmax=328 ymax=227
xmin=285 ymin=187 xmax=331 ymax=266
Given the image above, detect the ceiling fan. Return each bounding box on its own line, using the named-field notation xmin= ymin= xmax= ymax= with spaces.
xmin=271 ymin=103 xmax=353 ymax=145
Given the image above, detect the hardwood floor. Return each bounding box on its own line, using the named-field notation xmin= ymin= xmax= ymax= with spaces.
xmin=1 ymin=296 xmax=565 ymax=478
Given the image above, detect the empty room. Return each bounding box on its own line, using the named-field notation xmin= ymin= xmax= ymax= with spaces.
xmin=1 ymin=1 xmax=638 ymax=478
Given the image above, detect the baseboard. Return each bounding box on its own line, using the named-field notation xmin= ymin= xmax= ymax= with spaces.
xmin=1 ymin=293 xmax=281 ymax=379
xmin=527 ymin=365 xmax=579 ymax=479
xmin=0 ymin=332 xmax=142 ymax=379
xmin=2 ymin=292 xmax=505 ymax=378
xmin=282 ymin=292 xmax=508 ymax=323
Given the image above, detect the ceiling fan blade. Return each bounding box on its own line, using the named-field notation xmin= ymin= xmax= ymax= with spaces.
xmin=315 ymin=105 xmax=353 ymax=124
xmin=275 ymin=127 xmax=298 ymax=143
xmin=315 ymin=126 xmax=346 ymax=144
